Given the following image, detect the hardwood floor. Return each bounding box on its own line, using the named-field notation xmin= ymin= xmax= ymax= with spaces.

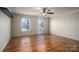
xmin=3 ymin=34 xmax=79 ymax=52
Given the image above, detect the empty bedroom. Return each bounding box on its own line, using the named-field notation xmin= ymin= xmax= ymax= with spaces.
xmin=0 ymin=7 xmax=79 ymax=52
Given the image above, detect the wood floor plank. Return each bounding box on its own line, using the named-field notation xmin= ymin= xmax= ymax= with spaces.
xmin=3 ymin=34 xmax=79 ymax=52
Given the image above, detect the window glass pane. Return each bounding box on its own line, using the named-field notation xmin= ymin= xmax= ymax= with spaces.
xmin=22 ymin=17 xmax=29 ymax=32
xmin=38 ymin=18 xmax=45 ymax=31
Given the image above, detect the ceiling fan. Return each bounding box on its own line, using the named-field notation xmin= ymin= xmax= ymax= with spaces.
xmin=41 ymin=7 xmax=54 ymax=16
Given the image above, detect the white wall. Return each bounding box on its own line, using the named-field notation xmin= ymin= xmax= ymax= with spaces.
xmin=50 ymin=10 xmax=79 ymax=40
xmin=12 ymin=13 xmax=49 ymax=37
xmin=0 ymin=11 xmax=11 ymax=51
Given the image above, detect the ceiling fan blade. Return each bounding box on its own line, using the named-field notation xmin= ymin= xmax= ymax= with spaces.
xmin=47 ymin=12 xmax=54 ymax=14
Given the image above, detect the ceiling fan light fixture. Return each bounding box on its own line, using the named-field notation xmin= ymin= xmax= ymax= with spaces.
xmin=43 ymin=13 xmax=46 ymax=16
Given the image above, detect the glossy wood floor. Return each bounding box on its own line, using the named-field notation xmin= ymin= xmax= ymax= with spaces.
xmin=4 ymin=34 xmax=79 ymax=52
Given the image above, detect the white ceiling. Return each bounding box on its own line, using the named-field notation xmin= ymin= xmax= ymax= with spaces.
xmin=9 ymin=7 xmax=79 ymax=17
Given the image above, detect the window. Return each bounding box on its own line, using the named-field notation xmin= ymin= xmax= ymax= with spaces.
xmin=38 ymin=18 xmax=45 ymax=31
xmin=22 ymin=17 xmax=30 ymax=32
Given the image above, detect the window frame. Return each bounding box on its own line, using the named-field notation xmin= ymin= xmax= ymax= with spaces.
xmin=38 ymin=18 xmax=45 ymax=31
xmin=21 ymin=17 xmax=30 ymax=32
